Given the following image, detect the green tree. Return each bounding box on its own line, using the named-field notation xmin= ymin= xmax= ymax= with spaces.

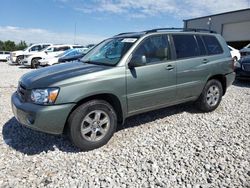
xmin=3 ymin=40 xmax=16 ymax=51
xmin=0 ymin=40 xmax=4 ymax=50
xmin=16 ymin=40 xmax=28 ymax=50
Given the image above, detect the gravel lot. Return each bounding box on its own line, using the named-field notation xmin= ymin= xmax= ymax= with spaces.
xmin=0 ymin=62 xmax=249 ymax=188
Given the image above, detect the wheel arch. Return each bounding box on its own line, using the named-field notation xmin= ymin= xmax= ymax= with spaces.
xmin=207 ymin=74 xmax=227 ymax=95
xmin=63 ymin=93 xmax=124 ymax=133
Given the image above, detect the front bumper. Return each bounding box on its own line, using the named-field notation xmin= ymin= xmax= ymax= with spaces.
xmin=11 ymin=92 xmax=75 ymax=135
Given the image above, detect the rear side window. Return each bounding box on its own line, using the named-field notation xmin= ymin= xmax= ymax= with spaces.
xmin=0 ymin=52 xmax=3 ymax=54
xmin=172 ymin=34 xmax=199 ymax=59
xmin=196 ymin=35 xmax=207 ymax=56
xmin=202 ymin=35 xmax=223 ymax=55
xmin=5 ymin=52 xmax=10 ymax=54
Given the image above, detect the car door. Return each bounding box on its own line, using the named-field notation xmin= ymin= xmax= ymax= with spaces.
xmin=171 ymin=34 xmax=210 ymax=100
xmin=126 ymin=34 xmax=177 ymax=115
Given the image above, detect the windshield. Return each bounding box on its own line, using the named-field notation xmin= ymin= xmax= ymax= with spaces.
xmin=81 ymin=37 xmax=138 ymax=66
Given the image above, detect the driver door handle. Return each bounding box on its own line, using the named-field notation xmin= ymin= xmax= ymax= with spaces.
xmin=165 ymin=64 xmax=175 ymax=70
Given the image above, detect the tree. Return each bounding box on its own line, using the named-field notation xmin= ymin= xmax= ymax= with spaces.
xmin=0 ymin=40 xmax=28 ymax=51
xmin=2 ymin=40 xmax=15 ymax=51
xmin=16 ymin=40 xmax=28 ymax=50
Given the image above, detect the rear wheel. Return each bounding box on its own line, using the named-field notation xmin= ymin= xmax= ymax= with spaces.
xmin=196 ymin=79 xmax=223 ymax=112
xmin=67 ymin=100 xmax=117 ymax=151
xmin=31 ymin=58 xmax=40 ymax=69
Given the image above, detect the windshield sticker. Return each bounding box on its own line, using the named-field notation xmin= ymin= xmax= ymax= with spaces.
xmin=121 ymin=38 xmax=137 ymax=43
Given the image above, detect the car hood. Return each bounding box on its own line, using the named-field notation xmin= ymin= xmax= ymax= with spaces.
xmin=20 ymin=61 xmax=112 ymax=89
xmin=240 ymin=48 xmax=250 ymax=52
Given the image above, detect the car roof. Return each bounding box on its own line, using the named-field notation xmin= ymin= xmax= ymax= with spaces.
xmin=112 ymin=28 xmax=217 ymax=39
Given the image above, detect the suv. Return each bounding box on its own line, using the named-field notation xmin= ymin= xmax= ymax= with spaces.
xmin=9 ymin=43 xmax=52 ymax=65
xmin=22 ymin=44 xmax=84 ymax=68
xmin=11 ymin=28 xmax=235 ymax=151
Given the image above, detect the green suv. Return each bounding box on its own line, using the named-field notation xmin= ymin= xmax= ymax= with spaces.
xmin=11 ymin=28 xmax=235 ymax=150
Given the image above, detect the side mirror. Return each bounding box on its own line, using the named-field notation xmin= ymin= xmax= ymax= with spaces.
xmin=45 ymin=51 xmax=48 ymax=54
xmin=128 ymin=55 xmax=146 ymax=68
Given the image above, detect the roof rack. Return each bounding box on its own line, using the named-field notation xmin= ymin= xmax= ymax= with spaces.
xmin=115 ymin=32 xmax=138 ymax=36
xmin=144 ymin=28 xmax=216 ymax=34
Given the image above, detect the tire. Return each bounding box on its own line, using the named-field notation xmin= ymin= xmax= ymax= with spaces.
xmin=196 ymin=79 xmax=223 ymax=112
xmin=67 ymin=100 xmax=117 ymax=151
xmin=16 ymin=56 xmax=22 ymax=65
xmin=31 ymin=58 xmax=40 ymax=69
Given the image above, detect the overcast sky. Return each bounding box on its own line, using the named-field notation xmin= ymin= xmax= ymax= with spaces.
xmin=0 ymin=0 xmax=249 ymax=45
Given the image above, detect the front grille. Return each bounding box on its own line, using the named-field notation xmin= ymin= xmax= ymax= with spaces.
xmin=243 ymin=64 xmax=250 ymax=72
xmin=17 ymin=82 xmax=28 ymax=102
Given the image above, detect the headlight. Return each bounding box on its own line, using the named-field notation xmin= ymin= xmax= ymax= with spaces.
xmin=11 ymin=53 xmax=16 ymax=57
xmin=31 ymin=88 xmax=59 ymax=105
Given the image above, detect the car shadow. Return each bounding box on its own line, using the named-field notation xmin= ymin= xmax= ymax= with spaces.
xmin=2 ymin=103 xmax=199 ymax=155
xmin=18 ymin=66 xmax=32 ymax=69
xmin=233 ymin=79 xmax=250 ymax=88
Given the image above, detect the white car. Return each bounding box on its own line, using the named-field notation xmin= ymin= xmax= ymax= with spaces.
xmin=0 ymin=51 xmax=10 ymax=62
xmin=22 ymin=44 xmax=85 ymax=68
xmin=9 ymin=43 xmax=52 ymax=65
xmin=240 ymin=43 xmax=250 ymax=57
xmin=228 ymin=45 xmax=241 ymax=61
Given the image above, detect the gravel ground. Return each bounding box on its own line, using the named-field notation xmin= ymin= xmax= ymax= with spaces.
xmin=0 ymin=62 xmax=249 ymax=188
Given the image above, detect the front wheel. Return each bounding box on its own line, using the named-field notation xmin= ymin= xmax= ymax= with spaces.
xmin=67 ymin=100 xmax=117 ymax=151
xmin=196 ymin=79 xmax=223 ymax=112
xmin=31 ymin=58 xmax=40 ymax=69
xmin=16 ymin=56 xmax=22 ymax=65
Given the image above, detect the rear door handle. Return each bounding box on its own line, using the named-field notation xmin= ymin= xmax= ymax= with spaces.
xmin=165 ymin=64 xmax=175 ymax=70
xmin=203 ymin=59 xmax=209 ymax=64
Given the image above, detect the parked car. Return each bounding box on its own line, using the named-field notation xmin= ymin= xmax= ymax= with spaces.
xmin=228 ymin=45 xmax=241 ymax=61
xmin=240 ymin=43 xmax=250 ymax=57
xmin=0 ymin=51 xmax=10 ymax=62
xmin=235 ymin=56 xmax=250 ymax=79
xmin=22 ymin=44 xmax=84 ymax=68
xmin=9 ymin=43 xmax=52 ymax=65
xmin=12 ymin=28 xmax=235 ymax=151
xmin=39 ymin=48 xmax=88 ymax=66
xmin=58 ymin=49 xmax=87 ymax=63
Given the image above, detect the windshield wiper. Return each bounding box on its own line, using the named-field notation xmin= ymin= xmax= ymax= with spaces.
xmin=80 ymin=60 xmax=115 ymax=67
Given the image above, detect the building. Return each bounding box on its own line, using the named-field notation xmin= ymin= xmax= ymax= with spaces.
xmin=183 ymin=8 xmax=250 ymax=49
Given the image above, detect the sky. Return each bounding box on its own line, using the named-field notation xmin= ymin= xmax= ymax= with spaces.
xmin=0 ymin=0 xmax=249 ymax=45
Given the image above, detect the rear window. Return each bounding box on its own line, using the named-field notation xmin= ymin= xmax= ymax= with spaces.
xmin=202 ymin=35 xmax=223 ymax=55
xmin=172 ymin=34 xmax=199 ymax=59
xmin=196 ymin=35 xmax=207 ymax=56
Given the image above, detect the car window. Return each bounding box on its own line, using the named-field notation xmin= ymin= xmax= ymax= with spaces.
xmin=133 ymin=34 xmax=170 ymax=64
xmin=82 ymin=37 xmax=137 ymax=66
xmin=173 ymin=34 xmax=199 ymax=59
xmin=5 ymin=52 xmax=10 ymax=54
xmin=202 ymin=35 xmax=223 ymax=55
xmin=54 ymin=46 xmax=70 ymax=51
xmin=73 ymin=46 xmax=84 ymax=48
xmin=196 ymin=35 xmax=207 ymax=56
xmin=0 ymin=52 xmax=3 ymax=54
xmin=30 ymin=45 xmax=42 ymax=52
